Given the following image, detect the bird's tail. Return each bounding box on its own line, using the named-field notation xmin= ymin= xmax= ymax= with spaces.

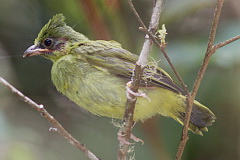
xmin=175 ymin=97 xmax=216 ymax=136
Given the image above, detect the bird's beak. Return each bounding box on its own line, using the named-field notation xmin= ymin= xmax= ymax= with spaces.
xmin=23 ymin=45 xmax=50 ymax=57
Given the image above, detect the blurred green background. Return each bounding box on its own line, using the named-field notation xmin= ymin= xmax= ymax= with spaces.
xmin=0 ymin=0 xmax=239 ymax=159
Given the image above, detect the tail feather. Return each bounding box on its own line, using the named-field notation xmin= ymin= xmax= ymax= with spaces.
xmin=177 ymin=100 xmax=216 ymax=136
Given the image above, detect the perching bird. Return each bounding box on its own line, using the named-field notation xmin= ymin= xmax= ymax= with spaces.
xmin=24 ymin=14 xmax=216 ymax=136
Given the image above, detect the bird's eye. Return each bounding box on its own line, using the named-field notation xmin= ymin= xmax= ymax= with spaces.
xmin=44 ymin=38 xmax=53 ymax=47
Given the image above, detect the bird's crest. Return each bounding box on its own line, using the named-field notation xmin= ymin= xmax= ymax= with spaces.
xmin=40 ymin=14 xmax=66 ymax=36
xmin=34 ymin=14 xmax=66 ymax=44
xmin=34 ymin=14 xmax=88 ymax=44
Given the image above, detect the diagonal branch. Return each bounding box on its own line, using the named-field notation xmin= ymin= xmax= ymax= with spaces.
xmin=191 ymin=0 xmax=224 ymax=98
xmin=213 ymin=34 xmax=240 ymax=50
xmin=127 ymin=0 xmax=147 ymax=31
xmin=117 ymin=0 xmax=163 ymax=159
xmin=0 ymin=77 xmax=100 ymax=160
xmin=139 ymin=27 xmax=189 ymax=94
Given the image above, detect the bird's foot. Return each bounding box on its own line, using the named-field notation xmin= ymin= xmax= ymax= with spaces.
xmin=126 ymin=82 xmax=151 ymax=102
xmin=118 ymin=131 xmax=144 ymax=145
xmin=130 ymin=133 xmax=144 ymax=145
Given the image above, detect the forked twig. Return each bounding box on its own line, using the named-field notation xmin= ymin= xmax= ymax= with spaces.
xmin=176 ymin=0 xmax=225 ymax=159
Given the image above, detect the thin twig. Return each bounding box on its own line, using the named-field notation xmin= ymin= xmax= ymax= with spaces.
xmin=0 ymin=77 xmax=100 ymax=160
xmin=139 ymin=27 xmax=189 ymax=94
xmin=127 ymin=0 xmax=148 ymax=33
xmin=213 ymin=35 xmax=240 ymax=50
xmin=117 ymin=0 xmax=163 ymax=159
xmin=176 ymin=0 xmax=225 ymax=159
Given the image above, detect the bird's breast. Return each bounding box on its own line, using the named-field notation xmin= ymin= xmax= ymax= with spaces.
xmin=51 ymin=55 xmax=127 ymax=118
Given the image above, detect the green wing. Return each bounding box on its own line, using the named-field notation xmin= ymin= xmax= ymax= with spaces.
xmin=74 ymin=40 xmax=185 ymax=95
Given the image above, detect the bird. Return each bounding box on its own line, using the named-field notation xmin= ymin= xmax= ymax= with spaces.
xmin=23 ymin=14 xmax=216 ymax=136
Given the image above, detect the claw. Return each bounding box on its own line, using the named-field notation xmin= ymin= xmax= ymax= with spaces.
xmin=118 ymin=130 xmax=144 ymax=145
xmin=130 ymin=133 xmax=144 ymax=145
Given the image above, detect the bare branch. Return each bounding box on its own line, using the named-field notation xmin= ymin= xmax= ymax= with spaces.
xmin=127 ymin=0 xmax=148 ymax=32
xmin=117 ymin=0 xmax=163 ymax=159
xmin=0 ymin=77 xmax=100 ymax=160
xmin=191 ymin=0 xmax=224 ymax=97
xmin=176 ymin=0 xmax=225 ymax=159
xmin=213 ymin=35 xmax=240 ymax=50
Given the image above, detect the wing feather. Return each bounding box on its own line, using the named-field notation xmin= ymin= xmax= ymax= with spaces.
xmin=74 ymin=41 xmax=185 ymax=95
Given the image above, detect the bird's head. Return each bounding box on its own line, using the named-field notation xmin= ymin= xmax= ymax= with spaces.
xmin=23 ymin=14 xmax=89 ymax=62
